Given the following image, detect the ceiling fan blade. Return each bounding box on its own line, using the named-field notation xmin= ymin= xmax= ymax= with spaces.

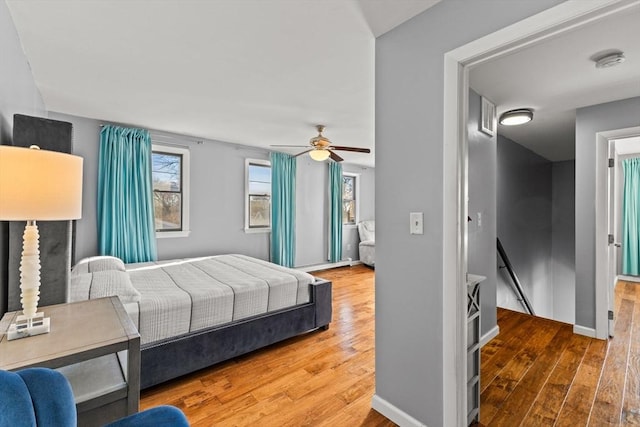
xmin=330 ymin=146 xmax=371 ymax=153
xmin=329 ymin=151 xmax=344 ymax=162
xmin=293 ymin=149 xmax=314 ymax=158
xmin=271 ymin=144 xmax=311 ymax=148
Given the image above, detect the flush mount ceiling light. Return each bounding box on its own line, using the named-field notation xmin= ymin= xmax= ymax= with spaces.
xmin=594 ymin=51 xmax=625 ymax=68
xmin=499 ymin=109 xmax=533 ymax=126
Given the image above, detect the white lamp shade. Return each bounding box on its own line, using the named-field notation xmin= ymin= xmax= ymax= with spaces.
xmin=0 ymin=145 xmax=83 ymax=220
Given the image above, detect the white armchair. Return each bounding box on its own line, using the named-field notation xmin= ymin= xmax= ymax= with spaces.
xmin=357 ymin=220 xmax=375 ymax=267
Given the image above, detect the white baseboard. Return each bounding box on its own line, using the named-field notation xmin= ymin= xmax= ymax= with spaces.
xmin=371 ymin=395 xmax=428 ymax=427
xmin=297 ymin=259 xmax=361 ymax=273
xmin=618 ymin=275 xmax=640 ymax=283
xmin=480 ymin=325 xmax=500 ymax=347
xmin=573 ymin=324 xmax=597 ymax=338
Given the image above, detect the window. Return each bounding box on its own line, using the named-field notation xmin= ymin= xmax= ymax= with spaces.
xmin=245 ymin=159 xmax=271 ymax=231
xmin=152 ymin=144 xmax=190 ymax=238
xmin=343 ymin=173 xmax=359 ymax=225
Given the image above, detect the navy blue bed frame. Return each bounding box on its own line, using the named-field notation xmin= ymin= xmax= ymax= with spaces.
xmin=139 ymin=278 xmax=332 ymax=389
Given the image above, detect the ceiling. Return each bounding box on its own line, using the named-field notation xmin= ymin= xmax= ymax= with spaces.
xmin=6 ymin=0 xmax=440 ymax=168
xmin=470 ymin=3 xmax=640 ymax=161
xmin=6 ymin=1 xmax=639 ymax=166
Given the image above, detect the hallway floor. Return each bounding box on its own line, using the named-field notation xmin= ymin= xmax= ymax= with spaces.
xmin=480 ymin=280 xmax=640 ymax=426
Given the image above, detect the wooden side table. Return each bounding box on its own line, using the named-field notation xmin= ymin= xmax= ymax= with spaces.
xmin=0 ymin=297 xmax=141 ymax=427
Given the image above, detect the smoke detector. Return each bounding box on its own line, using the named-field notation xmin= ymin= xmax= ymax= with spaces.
xmin=593 ymin=51 xmax=625 ymax=68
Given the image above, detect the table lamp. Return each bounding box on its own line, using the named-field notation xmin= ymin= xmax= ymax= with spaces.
xmin=0 ymin=145 xmax=83 ymax=340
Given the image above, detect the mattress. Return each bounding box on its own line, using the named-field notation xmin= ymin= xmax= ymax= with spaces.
xmin=71 ymin=254 xmax=315 ymax=345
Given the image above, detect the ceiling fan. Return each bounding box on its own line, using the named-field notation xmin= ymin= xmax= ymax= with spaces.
xmin=271 ymin=125 xmax=371 ymax=162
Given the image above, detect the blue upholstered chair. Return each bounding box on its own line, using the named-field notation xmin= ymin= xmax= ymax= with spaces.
xmin=0 ymin=368 xmax=189 ymax=427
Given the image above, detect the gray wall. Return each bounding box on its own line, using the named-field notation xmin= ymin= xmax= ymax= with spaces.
xmin=493 ymin=138 xmax=575 ymax=324
xmin=575 ymin=96 xmax=640 ymax=329
xmin=375 ymin=1 xmax=563 ymax=424
xmin=0 ymin=1 xmax=47 ymax=315
xmin=295 ymin=157 xmax=328 ymax=267
xmin=293 ymin=158 xmax=374 ymax=267
xmin=467 ymin=89 xmax=497 ymax=338
xmin=496 ymin=135 xmax=553 ymax=318
xmin=49 ymin=112 xmax=373 ymax=268
xmin=552 ymin=160 xmax=575 ymax=323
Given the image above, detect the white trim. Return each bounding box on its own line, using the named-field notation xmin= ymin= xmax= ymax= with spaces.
xmin=152 ymin=143 xmax=191 ymax=239
xmin=297 ymin=259 xmax=359 ymax=273
xmin=245 ymin=158 xmax=271 ymax=233
xmin=156 ymin=230 xmax=190 ymax=239
xmin=244 ymin=227 xmax=270 ymax=234
xmin=595 ymin=126 xmax=640 ymax=339
xmin=444 ymin=0 xmax=638 ymax=423
xmin=371 ymin=395 xmax=428 ymax=427
xmin=442 ymin=51 xmax=467 ymax=427
xmin=595 ymin=132 xmax=610 ymax=339
xmin=574 ymin=324 xmax=598 ymax=338
xmin=618 ymin=275 xmax=640 ymax=283
xmin=480 ymin=325 xmax=500 ymax=348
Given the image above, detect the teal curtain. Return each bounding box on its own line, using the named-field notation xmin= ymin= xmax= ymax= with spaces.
xmin=98 ymin=125 xmax=157 ymax=263
xmin=622 ymin=157 xmax=640 ymax=276
xmin=329 ymin=162 xmax=343 ymax=263
xmin=270 ymin=152 xmax=296 ymax=267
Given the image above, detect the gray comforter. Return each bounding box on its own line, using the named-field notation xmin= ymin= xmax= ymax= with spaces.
xmin=71 ymin=254 xmax=315 ymax=345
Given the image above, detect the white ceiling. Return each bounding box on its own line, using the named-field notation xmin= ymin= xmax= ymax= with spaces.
xmin=6 ymin=0 xmax=440 ymax=167
xmin=470 ymin=3 xmax=640 ymax=161
xmin=7 ymin=0 xmax=639 ymax=166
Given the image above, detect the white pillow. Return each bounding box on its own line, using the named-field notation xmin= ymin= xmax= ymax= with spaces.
xmin=72 ymin=256 xmax=126 ymax=275
xmin=70 ymin=270 xmax=140 ymax=304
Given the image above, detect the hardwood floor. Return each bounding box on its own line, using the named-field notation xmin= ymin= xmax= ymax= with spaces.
xmin=140 ymin=264 xmax=395 ymax=426
xmin=140 ymin=265 xmax=640 ymax=426
xmin=481 ymin=280 xmax=640 ymax=426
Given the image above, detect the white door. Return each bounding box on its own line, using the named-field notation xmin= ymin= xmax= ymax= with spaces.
xmin=607 ymin=141 xmax=620 ymax=337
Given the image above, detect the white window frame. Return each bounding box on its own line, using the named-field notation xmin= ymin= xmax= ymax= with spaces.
xmin=152 ymin=143 xmax=191 ymax=238
xmin=342 ymin=172 xmax=360 ymax=228
xmin=245 ymin=158 xmax=271 ymax=233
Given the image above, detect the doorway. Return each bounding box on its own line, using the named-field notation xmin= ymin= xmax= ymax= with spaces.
xmin=444 ymin=0 xmax=640 ymax=422
xmin=597 ymin=131 xmax=640 ymax=338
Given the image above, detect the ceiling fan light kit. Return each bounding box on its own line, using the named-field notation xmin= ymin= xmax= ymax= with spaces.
xmin=269 ymin=125 xmax=371 ymax=162
xmin=499 ymin=108 xmax=533 ymax=126
xmin=309 ymin=149 xmax=331 ymax=161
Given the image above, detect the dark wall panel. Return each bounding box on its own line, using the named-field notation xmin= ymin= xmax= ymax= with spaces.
xmin=8 ymin=114 xmax=73 ymax=311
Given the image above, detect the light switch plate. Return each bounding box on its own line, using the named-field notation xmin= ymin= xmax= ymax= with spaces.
xmin=410 ymin=212 xmax=424 ymax=235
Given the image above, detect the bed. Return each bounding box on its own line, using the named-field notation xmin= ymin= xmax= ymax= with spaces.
xmin=69 ymin=254 xmax=332 ymax=389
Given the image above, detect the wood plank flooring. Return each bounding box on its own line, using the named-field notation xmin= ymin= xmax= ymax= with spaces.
xmin=481 ymin=280 xmax=640 ymax=426
xmin=140 ymin=266 xmax=640 ymax=426
xmin=140 ymin=264 xmax=395 ymax=426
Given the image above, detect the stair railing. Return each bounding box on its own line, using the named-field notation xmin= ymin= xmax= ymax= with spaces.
xmin=497 ymin=238 xmax=535 ymax=316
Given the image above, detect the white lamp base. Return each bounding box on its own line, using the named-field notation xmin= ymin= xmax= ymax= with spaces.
xmin=7 ymin=312 xmax=50 ymax=341
xmin=8 ymin=220 xmax=50 ymax=341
